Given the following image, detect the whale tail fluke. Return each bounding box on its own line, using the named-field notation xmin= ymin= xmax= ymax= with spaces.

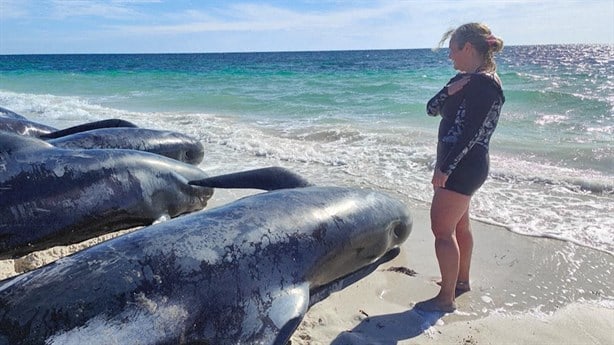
xmin=189 ymin=166 xmax=313 ymax=191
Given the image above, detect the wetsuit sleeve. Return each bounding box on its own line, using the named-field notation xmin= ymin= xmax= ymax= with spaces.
xmin=426 ymin=74 xmax=463 ymax=116
xmin=426 ymin=87 xmax=448 ymax=116
xmin=439 ymin=77 xmax=501 ymax=175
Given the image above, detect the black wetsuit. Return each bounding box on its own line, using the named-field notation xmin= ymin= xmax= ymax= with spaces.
xmin=426 ymin=72 xmax=505 ymax=196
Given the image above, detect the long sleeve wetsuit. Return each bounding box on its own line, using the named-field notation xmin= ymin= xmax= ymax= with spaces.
xmin=426 ymin=72 xmax=505 ymax=195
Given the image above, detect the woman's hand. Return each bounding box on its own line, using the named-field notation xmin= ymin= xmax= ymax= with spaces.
xmin=432 ymin=169 xmax=449 ymax=189
xmin=446 ymin=76 xmax=470 ymax=95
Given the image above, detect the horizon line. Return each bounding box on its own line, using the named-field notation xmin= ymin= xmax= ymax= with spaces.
xmin=1 ymin=43 xmax=612 ymax=56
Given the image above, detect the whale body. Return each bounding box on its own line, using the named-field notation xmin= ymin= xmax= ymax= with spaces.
xmin=0 ymin=132 xmax=213 ymax=258
xmin=0 ymin=186 xmax=412 ymax=344
xmin=47 ymin=127 xmax=205 ymax=165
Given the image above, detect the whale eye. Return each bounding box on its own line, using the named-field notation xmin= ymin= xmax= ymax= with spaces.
xmin=391 ymin=220 xmax=406 ymax=239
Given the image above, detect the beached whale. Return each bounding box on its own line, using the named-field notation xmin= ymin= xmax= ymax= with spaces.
xmin=0 ymin=132 xmax=213 ymax=258
xmin=0 ymin=107 xmax=28 ymax=120
xmin=0 ymin=106 xmax=57 ymax=137
xmin=1 ymin=107 xmax=202 ymax=163
xmin=1 ymin=106 xmax=139 ymax=138
xmin=0 ymin=186 xmax=412 ymax=345
xmin=47 ymin=127 xmax=205 ymax=165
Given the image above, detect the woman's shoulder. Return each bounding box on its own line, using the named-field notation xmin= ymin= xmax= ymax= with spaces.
xmin=446 ymin=73 xmax=467 ymax=84
xmin=468 ymin=72 xmax=503 ymax=95
xmin=469 ymin=72 xmax=502 ymax=87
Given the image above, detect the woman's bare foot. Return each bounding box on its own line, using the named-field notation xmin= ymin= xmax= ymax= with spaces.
xmin=436 ymin=280 xmax=471 ymax=296
xmin=414 ymin=297 xmax=456 ymax=313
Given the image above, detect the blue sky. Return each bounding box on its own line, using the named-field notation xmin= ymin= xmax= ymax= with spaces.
xmin=1 ymin=0 xmax=613 ymax=54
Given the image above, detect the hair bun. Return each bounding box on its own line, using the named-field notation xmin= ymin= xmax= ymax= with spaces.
xmin=486 ymin=35 xmax=503 ymax=53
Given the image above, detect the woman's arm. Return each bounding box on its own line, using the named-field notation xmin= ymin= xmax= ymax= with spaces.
xmin=426 ymin=74 xmax=469 ymax=116
xmin=426 ymin=88 xmax=448 ymax=116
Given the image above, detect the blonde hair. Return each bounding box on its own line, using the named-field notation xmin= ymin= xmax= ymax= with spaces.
xmin=438 ymin=23 xmax=504 ymax=72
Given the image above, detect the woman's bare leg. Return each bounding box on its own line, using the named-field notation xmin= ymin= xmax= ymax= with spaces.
xmin=416 ymin=187 xmax=471 ymax=312
xmin=455 ymin=208 xmax=473 ymax=293
xmin=435 ymin=208 xmax=472 ymax=294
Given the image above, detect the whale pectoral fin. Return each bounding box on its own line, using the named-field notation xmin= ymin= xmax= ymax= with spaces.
xmin=188 ymin=166 xmax=313 ymax=191
xmin=263 ymin=283 xmax=310 ymax=345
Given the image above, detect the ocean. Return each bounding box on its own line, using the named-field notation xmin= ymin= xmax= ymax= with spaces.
xmin=1 ymin=45 xmax=612 ymax=255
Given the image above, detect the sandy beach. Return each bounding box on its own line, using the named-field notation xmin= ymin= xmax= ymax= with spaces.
xmin=290 ymin=206 xmax=614 ymax=345
xmin=1 ymin=188 xmax=612 ymax=344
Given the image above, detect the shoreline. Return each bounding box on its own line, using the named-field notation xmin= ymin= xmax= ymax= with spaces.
xmin=1 ymin=189 xmax=613 ymax=344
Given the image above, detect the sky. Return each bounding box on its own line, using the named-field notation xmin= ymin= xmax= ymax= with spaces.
xmin=1 ymin=0 xmax=613 ymax=54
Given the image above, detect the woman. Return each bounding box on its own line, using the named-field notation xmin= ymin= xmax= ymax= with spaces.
xmin=416 ymin=23 xmax=505 ymax=313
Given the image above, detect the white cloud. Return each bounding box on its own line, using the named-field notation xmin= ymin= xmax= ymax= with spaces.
xmin=0 ymin=0 xmax=31 ymax=19
xmin=48 ymin=0 xmax=148 ymax=20
xmin=108 ymin=1 xmax=419 ymax=35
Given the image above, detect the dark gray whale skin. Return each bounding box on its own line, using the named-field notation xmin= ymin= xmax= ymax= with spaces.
xmin=0 ymin=186 xmax=412 ymax=345
xmin=0 ymin=106 xmax=56 ymax=137
xmin=38 ymin=119 xmax=137 ymax=139
xmin=0 ymin=106 xmax=137 ymax=138
xmin=0 ymin=107 xmax=202 ymax=164
xmin=0 ymin=107 xmax=27 ymax=120
xmin=189 ymin=166 xmax=313 ymax=189
xmin=0 ymin=132 xmax=213 ymax=258
xmin=47 ymin=127 xmax=205 ymax=165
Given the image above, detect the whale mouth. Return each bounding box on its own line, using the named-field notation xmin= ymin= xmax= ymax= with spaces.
xmin=309 ymin=247 xmax=401 ymax=307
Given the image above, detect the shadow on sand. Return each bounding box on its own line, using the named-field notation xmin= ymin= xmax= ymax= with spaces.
xmin=330 ymin=308 xmax=445 ymax=345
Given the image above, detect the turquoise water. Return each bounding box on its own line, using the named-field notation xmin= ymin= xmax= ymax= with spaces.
xmin=1 ymin=45 xmax=612 ymax=253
